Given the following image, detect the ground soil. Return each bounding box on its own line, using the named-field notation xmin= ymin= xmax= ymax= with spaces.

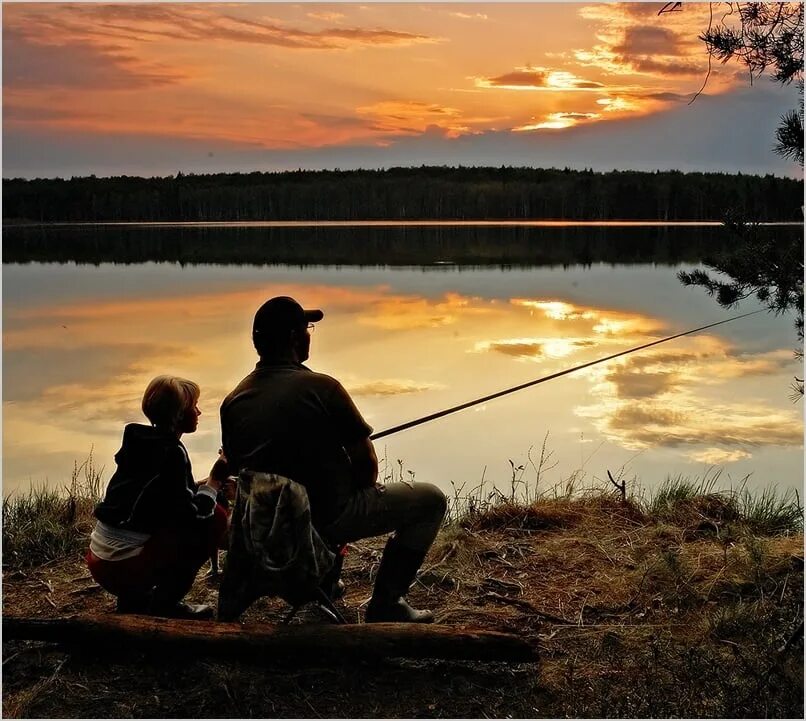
xmin=3 ymin=498 xmax=803 ymax=718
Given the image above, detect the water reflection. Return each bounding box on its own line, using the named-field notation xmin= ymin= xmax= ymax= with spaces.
xmin=2 ymin=223 xmax=751 ymax=267
xmin=2 ymin=262 xmax=802 ymax=496
xmin=577 ymin=337 xmax=802 ymax=454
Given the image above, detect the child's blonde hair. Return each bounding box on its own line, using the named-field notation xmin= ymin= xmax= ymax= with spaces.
xmin=141 ymin=375 xmax=200 ymax=431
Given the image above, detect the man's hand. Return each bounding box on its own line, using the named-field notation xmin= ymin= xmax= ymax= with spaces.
xmin=344 ymin=437 xmax=378 ymax=489
xmin=202 ymin=449 xmax=230 ymax=492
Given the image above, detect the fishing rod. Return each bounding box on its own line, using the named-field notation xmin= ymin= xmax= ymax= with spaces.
xmin=369 ymin=309 xmax=764 ymax=441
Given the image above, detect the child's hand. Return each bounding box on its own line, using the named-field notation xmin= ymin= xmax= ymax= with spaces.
xmin=220 ymin=476 xmax=238 ymax=503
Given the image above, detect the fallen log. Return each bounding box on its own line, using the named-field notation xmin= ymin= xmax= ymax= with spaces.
xmin=3 ymin=614 xmax=537 ymax=663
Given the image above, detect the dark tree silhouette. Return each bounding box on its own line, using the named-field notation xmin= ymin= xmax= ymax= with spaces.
xmin=2 ymin=167 xmax=801 ymax=223
xmin=678 ymin=216 xmax=803 ymax=396
xmin=678 ymin=3 xmax=804 ymax=397
xmin=700 ymin=1 xmax=803 ymax=162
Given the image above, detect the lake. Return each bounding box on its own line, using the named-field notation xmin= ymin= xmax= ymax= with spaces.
xmin=2 ymin=223 xmax=802 ymax=499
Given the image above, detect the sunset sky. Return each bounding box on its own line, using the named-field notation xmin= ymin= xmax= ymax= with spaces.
xmin=3 ymin=1 xmax=802 ymax=178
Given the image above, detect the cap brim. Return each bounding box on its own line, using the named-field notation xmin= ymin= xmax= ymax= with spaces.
xmin=304 ymin=309 xmax=324 ymax=322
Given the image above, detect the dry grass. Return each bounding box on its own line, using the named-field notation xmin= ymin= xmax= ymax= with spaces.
xmin=2 ymin=460 xmax=803 ymax=718
xmin=433 ymin=490 xmax=802 ymax=717
xmin=2 ymin=454 xmax=103 ymax=569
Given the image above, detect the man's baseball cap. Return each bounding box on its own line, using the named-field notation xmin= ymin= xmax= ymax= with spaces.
xmin=252 ymin=296 xmax=324 ymax=341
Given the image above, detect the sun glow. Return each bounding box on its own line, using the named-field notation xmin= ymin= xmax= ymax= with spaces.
xmin=596 ymin=96 xmax=638 ymax=112
xmin=514 ymin=117 xmax=574 ymax=131
xmin=545 ymin=70 xmax=595 ymax=90
xmin=542 ymin=338 xmax=582 ymax=358
xmin=593 ymin=318 xmax=633 ymax=335
xmin=513 ymin=299 xmax=596 ymax=320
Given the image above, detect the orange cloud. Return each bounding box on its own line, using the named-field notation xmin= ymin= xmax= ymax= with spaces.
xmin=5 ymin=4 xmax=436 ymax=53
xmin=307 ymin=12 xmax=346 ymax=23
xmin=4 ymin=0 xmax=776 ymax=167
xmin=449 ymin=12 xmax=488 ymax=21
xmin=476 ymin=66 xmax=605 ymax=91
xmin=513 ymin=112 xmax=601 ymax=131
xmin=356 ymin=100 xmax=467 ymax=136
xmin=3 ymin=93 xmax=386 ymax=150
xmin=596 ymin=96 xmax=640 ymax=113
xmin=575 ymin=3 xmax=714 ymax=81
xmin=3 ymin=2 xmax=444 ymax=147
xmin=3 ymin=2 xmax=737 ymax=153
xmin=4 ymin=26 xmax=188 ymax=91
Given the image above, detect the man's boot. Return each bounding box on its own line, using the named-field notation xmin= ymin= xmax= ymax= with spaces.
xmin=366 ymin=536 xmax=434 ymax=623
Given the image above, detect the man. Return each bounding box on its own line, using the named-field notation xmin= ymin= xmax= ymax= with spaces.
xmin=220 ymin=296 xmax=447 ymax=623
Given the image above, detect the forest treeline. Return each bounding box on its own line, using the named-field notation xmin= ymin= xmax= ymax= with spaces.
xmin=8 ymin=223 xmax=795 ymax=267
xmin=3 ymin=166 xmax=803 ymax=222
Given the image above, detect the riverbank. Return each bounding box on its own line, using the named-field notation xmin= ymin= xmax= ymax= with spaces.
xmin=2 ymin=474 xmax=803 ymax=718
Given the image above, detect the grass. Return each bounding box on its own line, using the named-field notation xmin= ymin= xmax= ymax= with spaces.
xmin=645 ymin=472 xmax=803 ymax=537
xmin=647 ymin=471 xmax=722 ymax=514
xmin=444 ymin=459 xmax=803 ymax=538
xmin=2 ymin=447 xmax=801 ymax=570
xmin=2 ymin=453 xmax=103 ymax=569
xmin=738 ymin=484 xmax=804 ymax=535
xmin=2 ymin=450 xmax=803 ymax=718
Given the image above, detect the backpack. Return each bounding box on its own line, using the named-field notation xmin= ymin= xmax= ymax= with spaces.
xmin=218 ymin=470 xmax=336 ymax=621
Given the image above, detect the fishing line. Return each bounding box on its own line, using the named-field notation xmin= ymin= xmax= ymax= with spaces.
xmin=369 ymin=309 xmax=764 ymax=441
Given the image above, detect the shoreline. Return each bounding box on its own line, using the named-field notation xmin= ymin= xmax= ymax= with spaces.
xmin=3 ymin=488 xmax=803 ymax=718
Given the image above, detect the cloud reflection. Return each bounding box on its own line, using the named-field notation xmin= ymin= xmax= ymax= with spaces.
xmin=599 ymin=402 xmax=802 ymax=449
xmin=511 ymin=297 xmax=664 ymax=337
xmin=576 ymin=338 xmax=802 ymax=453
xmin=473 ymin=297 xmax=670 ymax=364
xmin=475 ymin=337 xmax=597 ymax=361
xmin=688 ymin=448 xmax=753 ymax=465
xmin=4 ymin=274 xmax=801 ymax=493
xmin=605 ymin=363 xmax=681 ymax=399
xmin=360 ymin=291 xmax=490 ymax=330
xmin=347 ymin=379 xmax=442 ymax=397
xmin=477 ymin=339 xmax=544 ymax=359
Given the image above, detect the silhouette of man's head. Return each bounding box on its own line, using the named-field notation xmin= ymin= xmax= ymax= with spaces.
xmin=252 ymin=296 xmax=323 ymax=362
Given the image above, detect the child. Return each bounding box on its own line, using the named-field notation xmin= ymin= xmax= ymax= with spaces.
xmin=86 ymin=375 xmax=229 ymax=619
